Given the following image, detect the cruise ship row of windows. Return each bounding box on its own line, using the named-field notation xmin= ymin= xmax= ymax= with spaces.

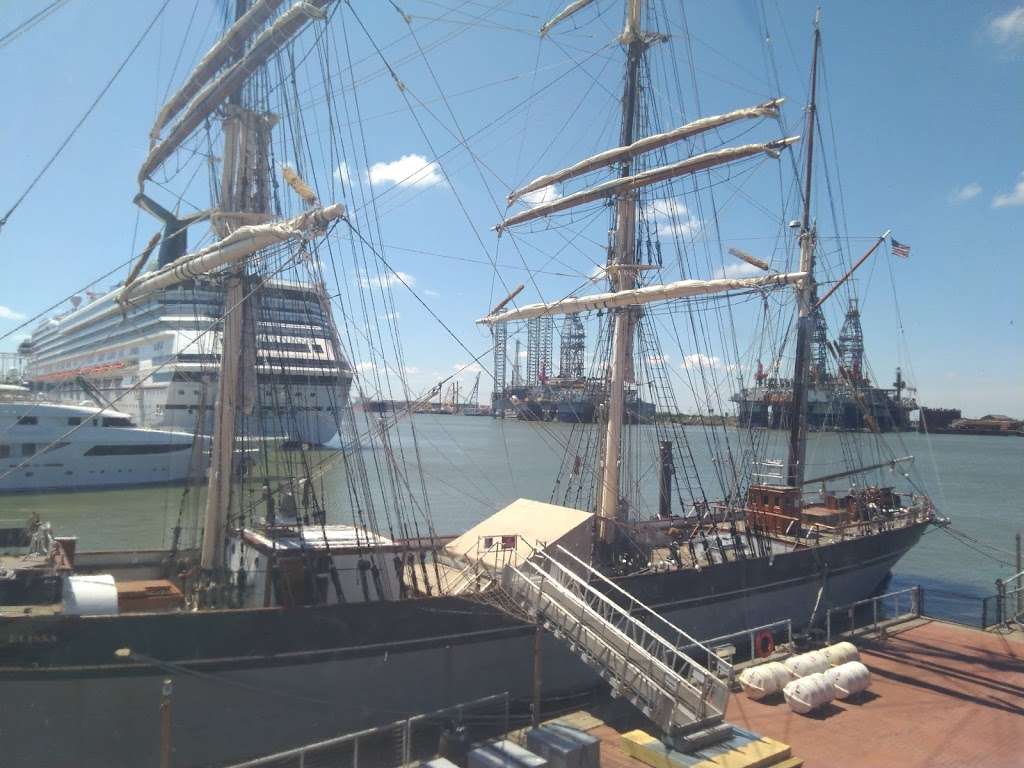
xmin=31 ymin=313 xmax=332 ymax=368
xmin=29 ymin=328 xmax=336 ymax=376
xmin=30 ymin=293 xmax=330 ymax=363
xmin=31 ymin=280 xmax=329 ymax=336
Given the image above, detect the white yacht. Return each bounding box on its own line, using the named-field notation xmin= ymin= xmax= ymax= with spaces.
xmin=0 ymin=385 xmax=204 ymax=493
xmin=21 ymin=270 xmax=353 ymax=446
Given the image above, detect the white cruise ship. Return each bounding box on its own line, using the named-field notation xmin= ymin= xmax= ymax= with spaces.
xmin=22 ymin=276 xmax=353 ymax=447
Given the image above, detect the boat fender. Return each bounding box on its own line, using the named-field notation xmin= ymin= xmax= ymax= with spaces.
xmin=755 ymin=630 xmax=775 ymax=658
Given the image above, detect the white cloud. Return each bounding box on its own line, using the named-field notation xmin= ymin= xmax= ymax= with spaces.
xmin=993 ymin=171 xmax=1024 ymax=208
xmin=355 ymin=361 xmax=378 ymax=374
xmin=588 ymin=264 xmax=607 ymax=283
xmin=403 ymin=365 xmax=421 ymax=375
xmin=646 ymin=199 xmax=701 ymax=238
xmin=423 ymin=288 xmax=440 ymax=297
xmin=334 ymin=162 xmax=351 ymax=186
xmin=681 ymin=353 xmax=738 ymax=374
xmin=519 ymin=184 xmax=561 ymax=207
xmin=0 ymin=305 xmax=26 ymax=321
xmin=681 ymin=353 xmax=721 ymax=370
xmin=453 ymin=362 xmax=483 ymax=374
xmin=648 ymin=354 xmax=670 ymax=365
xmin=359 ymin=270 xmax=416 ymax=290
xmin=950 ymin=182 xmax=983 ymax=203
xmin=990 ymin=7 xmax=1024 ymax=48
xmin=368 ymin=154 xmax=444 ymax=188
xmin=715 ymin=261 xmax=764 ymax=279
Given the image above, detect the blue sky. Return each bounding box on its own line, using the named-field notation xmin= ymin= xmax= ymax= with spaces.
xmin=0 ymin=1 xmax=1021 ymax=417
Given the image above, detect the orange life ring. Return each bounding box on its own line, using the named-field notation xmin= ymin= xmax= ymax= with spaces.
xmin=754 ymin=630 xmax=775 ymax=658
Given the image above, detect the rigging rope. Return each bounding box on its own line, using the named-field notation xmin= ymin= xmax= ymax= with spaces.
xmin=0 ymin=0 xmax=172 ymax=234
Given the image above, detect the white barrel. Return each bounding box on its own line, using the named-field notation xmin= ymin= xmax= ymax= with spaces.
xmin=783 ymin=649 xmax=830 ymax=679
xmin=782 ymin=672 xmax=836 ymax=714
xmin=824 ymin=661 xmax=871 ymax=699
xmin=822 ymin=641 xmax=860 ymax=666
xmin=737 ymin=661 xmax=791 ymax=700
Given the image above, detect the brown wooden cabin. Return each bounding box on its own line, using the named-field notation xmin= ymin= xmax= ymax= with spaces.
xmin=747 ymin=484 xmax=903 ymax=539
xmin=746 ymin=484 xmax=801 ymax=536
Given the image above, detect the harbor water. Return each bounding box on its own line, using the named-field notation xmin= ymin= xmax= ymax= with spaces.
xmin=2 ymin=415 xmax=1019 ymax=625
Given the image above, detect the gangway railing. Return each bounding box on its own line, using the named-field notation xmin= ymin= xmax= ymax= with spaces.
xmin=501 ymin=542 xmax=731 ymax=740
xmin=550 ymin=544 xmax=733 ymax=682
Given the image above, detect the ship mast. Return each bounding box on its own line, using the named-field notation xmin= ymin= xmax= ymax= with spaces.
xmin=596 ymin=0 xmax=644 ymax=543
xmin=200 ymin=0 xmax=270 ymax=578
xmin=785 ymin=9 xmax=821 ymax=491
xmin=488 ymin=0 xmax=802 ymax=538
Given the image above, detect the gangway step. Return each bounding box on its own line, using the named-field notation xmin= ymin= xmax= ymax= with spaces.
xmin=497 ymin=544 xmax=732 ymax=741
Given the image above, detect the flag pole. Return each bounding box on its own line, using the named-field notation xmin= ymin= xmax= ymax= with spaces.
xmin=812 ymin=230 xmax=890 ymax=311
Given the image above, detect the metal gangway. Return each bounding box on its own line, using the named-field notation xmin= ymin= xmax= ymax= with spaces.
xmin=498 ymin=542 xmax=733 ymax=745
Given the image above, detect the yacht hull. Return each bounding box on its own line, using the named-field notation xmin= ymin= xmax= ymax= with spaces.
xmin=0 ymin=521 xmax=928 ymax=767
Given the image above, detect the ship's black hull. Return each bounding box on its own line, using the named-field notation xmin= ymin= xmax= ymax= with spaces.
xmin=0 ymin=521 xmax=928 ymax=767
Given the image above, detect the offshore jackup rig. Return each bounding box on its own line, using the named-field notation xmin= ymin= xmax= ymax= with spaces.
xmin=490 ymin=314 xmax=655 ymax=423
xmin=733 ymin=298 xmax=917 ymax=432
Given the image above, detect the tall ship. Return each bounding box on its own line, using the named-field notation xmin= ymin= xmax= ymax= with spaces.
xmin=0 ymin=3 xmax=942 ymax=767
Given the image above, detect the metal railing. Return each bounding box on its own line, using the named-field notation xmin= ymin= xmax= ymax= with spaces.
xmin=825 ymin=586 xmax=921 ymax=643
xmin=684 ymin=619 xmax=793 ymax=666
xmin=222 ymin=692 xmax=510 ymax=768
xmin=505 ymin=545 xmax=730 ymax=730
xmin=982 ymin=569 xmax=1024 ymax=628
xmin=550 ymin=544 xmax=733 ymax=683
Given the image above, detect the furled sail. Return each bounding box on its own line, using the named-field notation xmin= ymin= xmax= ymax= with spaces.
xmin=121 ymin=203 xmax=345 ymax=303
xmin=477 ymin=271 xmax=806 ymax=324
xmin=507 ymin=99 xmax=784 ymax=205
xmin=539 ymin=0 xmax=597 ymax=37
xmin=149 ymin=0 xmax=286 ymax=144
xmin=138 ymin=0 xmax=333 ymax=188
xmin=496 ymin=137 xmax=799 ymax=232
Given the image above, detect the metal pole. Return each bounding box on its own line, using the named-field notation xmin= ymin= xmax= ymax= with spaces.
xmin=995 ymin=578 xmax=1005 ymax=625
xmin=160 ymin=678 xmax=173 ymax=768
xmin=658 ymin=441 xmax=673 ymax=518
xmin=532 ymin=616 xmax=544 ymax=728
xmin=1017 ymin=532 xmax=1022 ymax=616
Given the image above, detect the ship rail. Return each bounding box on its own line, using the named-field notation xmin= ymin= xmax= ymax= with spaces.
xmin=222 ymin=692 xmax=510 ymax=768
xmin=738 ymin=503 xmax=932 ymax=545
xmin=825 ymin=586 xmax=921 ymax=642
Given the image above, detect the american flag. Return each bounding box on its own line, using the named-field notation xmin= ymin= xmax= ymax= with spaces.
xmin=891 ymin=238 xmax=911 ymax=258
